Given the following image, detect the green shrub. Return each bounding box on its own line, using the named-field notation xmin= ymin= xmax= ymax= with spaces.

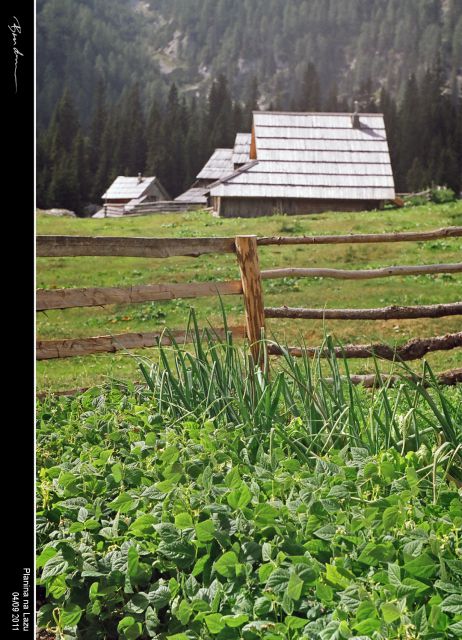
xmin=431 ymin=187 xmax=456 ymax=204
xmin=404 ymin=194 xmax=429 ymax=207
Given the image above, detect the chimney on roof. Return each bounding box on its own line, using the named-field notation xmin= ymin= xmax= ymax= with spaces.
xmin=352 ymin=100 xmax=361 ymax=129
xmin=137 ymin=172 xmax=143 ymax=184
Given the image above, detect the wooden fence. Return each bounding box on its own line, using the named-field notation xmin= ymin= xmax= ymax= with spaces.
xmin=37 ymin=226 xmax=462 ymax=382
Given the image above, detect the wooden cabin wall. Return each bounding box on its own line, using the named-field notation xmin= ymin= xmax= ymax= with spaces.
xmin=216 ymin=197 xmax=382 ymax=218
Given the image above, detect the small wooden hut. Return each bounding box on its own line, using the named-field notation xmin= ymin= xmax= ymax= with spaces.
xmin=94 ymin=175 xmax=170 ymax=217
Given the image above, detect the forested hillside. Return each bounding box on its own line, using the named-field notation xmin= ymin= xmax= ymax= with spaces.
xmin=148 ymin=0 xmax=462 ymax=105
xmin=36 ymin=0 xmax=462 ymax=213
xmin=37 ymin=0 xmax=461 ymax=126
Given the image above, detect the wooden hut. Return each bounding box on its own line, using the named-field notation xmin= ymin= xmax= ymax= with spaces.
xmin=94 ymin=175 xmax=170 ymax=217
xmin=208 ymin=111 xmax=396 ymax=217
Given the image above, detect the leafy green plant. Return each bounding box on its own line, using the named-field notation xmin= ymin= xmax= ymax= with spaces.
xmin=404 ymin=194 xmax=429 ymax=207
xmin=36 ymin=323 xmax=462 ymax=639
xmin=431 ymin=188 xmax=456 ymax=204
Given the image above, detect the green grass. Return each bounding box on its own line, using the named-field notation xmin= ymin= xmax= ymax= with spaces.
xmin=36 ymin=202 xmax=462 ymax=392
xmin=36 ymin=331 xmax=462 ymax=639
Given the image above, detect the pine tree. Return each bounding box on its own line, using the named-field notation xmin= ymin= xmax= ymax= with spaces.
xmin=94 ymin=108 xmax=117 ymax=203
xmin=233 ymin=102 xmax=244 ymax=135
xmin=89 ymin=80 xmax=107 ymax=200
xmin=297 ymin=62 xmax=321 ymax=111
xmin=145 ymin=99 xmax=164 ymax=177
xmin=406 ymin=157 xmax=427 ymax=192
xmin=324 ymin=83 xmax=339 ymax=112
xmin=36 ymin=130 xmax=51 ymax=208
xmin=208 ymin=75 xmax=233 ymax=150
xmin=244 ymin=76 xmax=259 ymax=129
xmin=125 ymin=84 xmax=147 ymax=175
xmin=398 ymin=74 xmax=422 ymax=190
xmin=48 ymin=156 xmax=80 ymax=212
xmin=72 ymin=132 xmax=90 ymax=212
xmin=162 ymin=83 xmax=187 ymax=196
xmin=49 ymin=88 xmax=80 ymax=161
xmin=379 ymin=87 xmax=399 ymax=184
xmin=46 ymin=88 xmax=84 ymax=213
xmin=184 ymin=98 xmax=202 ymax=188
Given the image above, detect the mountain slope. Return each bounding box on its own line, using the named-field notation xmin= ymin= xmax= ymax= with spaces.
xmin=37 ymin=0 xmax=462 ymax=127
xmin=148 ymin=0 xmax=461 ymax=103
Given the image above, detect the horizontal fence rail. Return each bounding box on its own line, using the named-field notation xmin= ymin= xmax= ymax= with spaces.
xmin=37 ymin=280 xmax=243 ymax=311
xmin=258 ymin=226 xmax=462 ymax=246
xmin=36 ymin=226 xmax=462 ymax=257
xmin=37 ymin=326 xmax=247 ymax=360
xmin=261 ymin=262 xmax=462 ymax=281
xmin=36 ymin=235 xmax=236 ymax=258
xmin=36 ymin=228 xmax=462 ymax=387
xmin=267 ymin=332 xmax=462 ymax=361
xmin=265 ymin=302 xmax=462 ymax=320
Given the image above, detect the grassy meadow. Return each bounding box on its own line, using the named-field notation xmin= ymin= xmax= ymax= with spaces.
xmin=36 ymin=202 xmax=462 ymax=392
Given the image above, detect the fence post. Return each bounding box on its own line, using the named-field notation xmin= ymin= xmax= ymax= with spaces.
xmin=235 ymin=235 xmax=266 ymax=368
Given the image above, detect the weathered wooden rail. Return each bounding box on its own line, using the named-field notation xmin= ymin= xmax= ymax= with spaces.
xmin=37 ymin=235 xmax=235 ymax=258
xmin=267 ymin=332 xmax=462 ymax=361
xmin=261 ymin=263 xmax=462 ymax=281
xmin=265 ymin=302 xmax=462 ymax=320
xmin=36 ymin=281 xmax=243 ymax=311
xmin=257 ymin=226 xmax=462 ymax=246
xmin=37 ymin=326 xmax=247 ymax=360
xmin=36 ymin=226 xmax=462 ymax=381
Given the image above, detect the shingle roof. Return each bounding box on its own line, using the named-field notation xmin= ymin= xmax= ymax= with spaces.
xmin=232 ymin=133 xmax=251 ymax=165
xmin=196 ymin=148 xmax=234 ymax=181
xmin=210 ymin=112 xmax=395 ymax=201
xmin=174 ymin=187 xmax=208 ymax=204
xmin=102 ymin=176 xmax=158 ymax=200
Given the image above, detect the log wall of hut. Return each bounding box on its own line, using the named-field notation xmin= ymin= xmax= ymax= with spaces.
xmin=215 ymin=197 xmax=383 ymax=218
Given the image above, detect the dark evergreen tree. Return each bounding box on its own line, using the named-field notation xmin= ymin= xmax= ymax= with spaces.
xmin=184 ymin=97 xmax=202 ymax=188
xmin=208 ymin=75 xmax=234 ymax=149
xmin=48 ymin=156 xmax=81 ymax=212
xmin=94 ymin=109 xmax=117 ymax=203
xmin=297 ymin=62 xmax=321 ymax=111
xmin=379 ymin=87 xmax=399 ymax=187
xmin=89 ymin=80 xmax=107 ymax=200
xmin=244 ymin=76 xmax=259 ymax=129
xmin=397 ymin=75 xmax=422 ymax=190
xmin=46 ymin=88 xmax=86 ymax=213
xmin=324 ymin=84 xmax=339 ymax=112
xmin=124 ymin=84 xmax=147 ymax=175
xmin=145 ymin=99 xmax=164 ymax=177
xmin=233 ymin=102 xmax=244 ymax=135
xmin=72 ymin=132 xmax=90 ymax=210
xmin=36 ymin=130 xmax=51 ymax=208
xmin=357 ymin=78 xmax=377 ymax=112
xmin=49 ymin=88 xmax=80 ymax=161
xmin=406 ymin=157 xmax=427 ymax=192
xmin=162 ymin=83 xmax=187 ymax=197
